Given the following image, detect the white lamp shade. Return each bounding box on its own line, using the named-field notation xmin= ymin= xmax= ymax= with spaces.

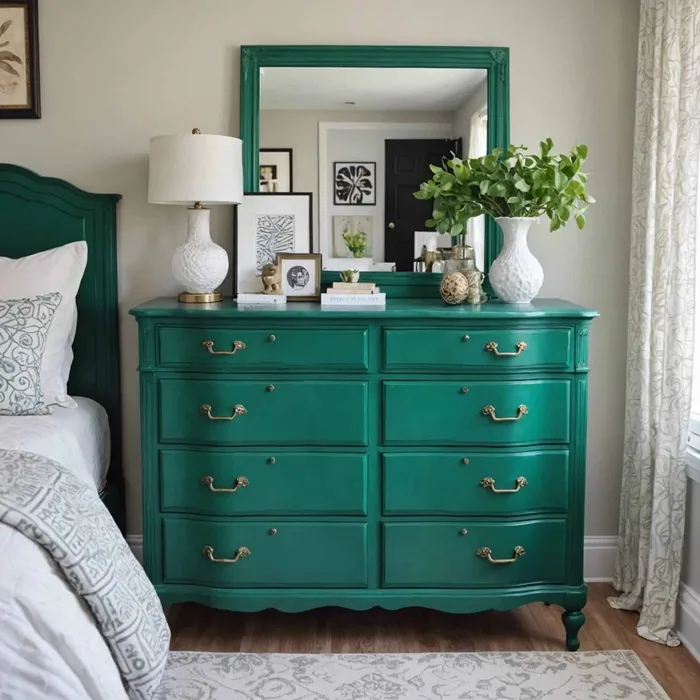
xmin=148 ymin=133 xmax=244 ymax=205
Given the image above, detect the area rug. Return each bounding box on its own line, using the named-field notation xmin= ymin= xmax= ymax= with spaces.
xmin=154 ymin=650 xmax=670 ymax=699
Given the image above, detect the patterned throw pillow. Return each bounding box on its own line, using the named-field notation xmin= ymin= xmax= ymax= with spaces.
xmin=0 ymin=293 xmax=62 ymax=416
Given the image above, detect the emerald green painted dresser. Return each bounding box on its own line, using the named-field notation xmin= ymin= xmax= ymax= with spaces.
xmin=131 ymin=297 xmax=597 ymax=650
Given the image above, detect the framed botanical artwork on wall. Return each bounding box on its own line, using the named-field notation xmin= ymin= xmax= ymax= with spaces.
xmin=332 ymin=215 xmax=374 ymax=258
xmin=0 ymin=0 xmax=40 ymax=119
xmin=259 ymin=148 xmax=293 ymax=192
xmin=234 ymin=192 xmax=313 ymax=293
xmin=334 ymin=161 xmax=376 ymax=205
xmin=277 ymin=253 xmax=321 ymax=301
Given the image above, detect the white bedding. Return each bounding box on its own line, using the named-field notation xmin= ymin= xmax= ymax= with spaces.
xmin=0 ymin=399 xmax=129 ymax=699
xmin=0 ymin=396 xmax=110 ymax=492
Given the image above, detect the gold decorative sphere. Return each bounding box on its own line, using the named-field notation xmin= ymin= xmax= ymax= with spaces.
xmin=440 ymin=272 xmax=469 ymax=305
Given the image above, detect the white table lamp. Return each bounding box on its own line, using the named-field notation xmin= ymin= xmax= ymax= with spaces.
xmin=149 ymin=128 xmax=244 ymax=303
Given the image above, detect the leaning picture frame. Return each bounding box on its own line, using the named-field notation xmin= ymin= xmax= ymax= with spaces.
xmin=234 ymin=192 xmax=313 ymax=294
xmin=277 ymin=253 xmax=322 ymax=301
xmin=0 ymin=0 xmax=40 ymax=119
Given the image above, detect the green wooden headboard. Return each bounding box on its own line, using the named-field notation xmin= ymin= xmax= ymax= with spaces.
xmin=0 ymin=164 xmax=123 ymax=522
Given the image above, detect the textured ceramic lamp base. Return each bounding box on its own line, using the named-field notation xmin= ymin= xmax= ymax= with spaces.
xmin=172 ymin=207 xmax=228 ymax=303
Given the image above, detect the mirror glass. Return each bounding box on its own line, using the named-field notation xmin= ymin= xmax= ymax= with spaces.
xmin=259 ymin=66 xmax=488 ymax=273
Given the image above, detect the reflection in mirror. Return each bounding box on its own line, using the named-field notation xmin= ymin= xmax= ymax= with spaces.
xmin=259 ymin=67 xmax=488 ymax=273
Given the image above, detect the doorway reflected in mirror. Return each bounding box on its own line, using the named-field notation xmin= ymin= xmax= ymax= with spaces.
xmin=259 ymin=66 xmax=488 ymax=272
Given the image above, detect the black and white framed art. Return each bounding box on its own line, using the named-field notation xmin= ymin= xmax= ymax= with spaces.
xmin=234 ymin=192 xmax=313 ymax=293
xmin=259 ymin=148 xmax=293 ymax=192
xmin=277 ymin=253 xmax=322 ymax=301
xmin=333 ymin=161 xmax=376 ymax=205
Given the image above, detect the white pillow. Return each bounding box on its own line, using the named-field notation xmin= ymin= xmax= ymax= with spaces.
xmin=0 ymin=242 xmax=88 ymax=408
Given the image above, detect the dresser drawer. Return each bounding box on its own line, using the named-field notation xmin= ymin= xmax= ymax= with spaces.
xmin=157 ymin=326 xmax=369 ymax=371
xmin=383 ymin=328 xmax=572 ymax=372
xmin=382 ymin=520 xmax=567 ymax=588
xmin=163 ymin=519 xmax=368 ymax=588
xmin=159 ymin=379 xmax=369 ymax=445
xmin=160 ymin=450 xmax=367 ymax=515
xmin=383 ymin=450 xmax=569 ymax=515
xmin=383 ymin=380 xmax=570 ymax=445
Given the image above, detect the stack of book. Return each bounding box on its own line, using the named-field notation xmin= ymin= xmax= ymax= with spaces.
xmin=321 ymin=282 xmax=386 ymax=306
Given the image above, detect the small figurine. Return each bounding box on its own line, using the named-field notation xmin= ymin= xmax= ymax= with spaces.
xmin=261 ymin=262 xmax=282 ymax=294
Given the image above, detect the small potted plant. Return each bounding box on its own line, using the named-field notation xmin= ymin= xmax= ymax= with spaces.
xmin=414 ymin=140 xmax=594 ymax=303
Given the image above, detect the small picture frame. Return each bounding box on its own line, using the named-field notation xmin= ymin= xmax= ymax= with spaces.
xmin=0 ymin=0 xmax=40 ymax=119
xmin=259 ymin=148 xmax=293 ymax=192
xmin=277 ymin=253 xmax=322 ymax=301
xmin=334 ymin=161 xmax=376 ymax=205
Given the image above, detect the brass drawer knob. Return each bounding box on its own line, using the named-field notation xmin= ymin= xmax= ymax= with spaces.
xmin=462 ymin=458 xmax=470 ymax=465
xmin=267 ymin=384 xmax=275 ymax=392
xmin=485 ymin=340 xmax=527 ymax=357
xmin=267 ymin=456 xmax=276 ymax=464
xmin=268 ymin=528 xmax=278 ymax=536
xmin=268 ymin=334 xmax=276 ymax=342
xmin=480 ymin=476 xmax=527 ymax=493
xmin=200 ymin=404 xmax=247 ymax=421
xmin=202 ymin=339 xmax=246 ymax=355
xmin=463 ymin=335 xmax=470 ymax=341
xmin=461 ymin=386 xmax=469 ymax=394
xmin=201 ymin=475 xmax=249 ymax=493
xmin=202 ymin=545 xmax=251 ymax=564
xmin=459 ymin=528 xmax=468 ymax=536
xmin=481 ymin=404 xmax=528 ymax=422
xmin=476 ymin=545 xmax=525 ymax=565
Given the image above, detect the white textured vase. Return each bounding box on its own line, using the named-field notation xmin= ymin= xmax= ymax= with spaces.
xmin=489 ymin=217 xmax=543 ymax=304
xmin=171 ymin=207 xmax=228 ymax=294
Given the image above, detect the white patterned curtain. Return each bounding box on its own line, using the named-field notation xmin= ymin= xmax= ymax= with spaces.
xmin=609 ymin=0 xmax=700 ymax=645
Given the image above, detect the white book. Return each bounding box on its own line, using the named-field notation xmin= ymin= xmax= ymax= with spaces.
xmin=321 ymin=293 xmax=386 ymax=305
xmin=332 ymin=282 xmax=377 ymax=290
xmin=328 ymin=288 xmax=381 ymax=295
xmin=236 ymin=293 xmax=287 ymax=304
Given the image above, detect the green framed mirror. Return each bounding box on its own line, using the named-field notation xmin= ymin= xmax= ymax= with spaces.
xmin=239 ymin=45 xmax=510 ymax=294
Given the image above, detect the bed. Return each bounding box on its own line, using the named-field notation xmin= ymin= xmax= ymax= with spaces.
xmin=0 ymin=165 xmax=168 ymax=700
xmin=0 ymin=163 xmax=124 ymax=529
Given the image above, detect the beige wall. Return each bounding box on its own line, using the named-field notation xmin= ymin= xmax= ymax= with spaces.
xmin=0 ymin=0 xmax=639 ymax=536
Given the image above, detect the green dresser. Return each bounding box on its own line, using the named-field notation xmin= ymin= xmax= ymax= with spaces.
xmin=131 ymin=297 xmax=596 ymax=650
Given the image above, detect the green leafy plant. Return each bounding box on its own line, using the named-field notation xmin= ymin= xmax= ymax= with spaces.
xmin=414 ymin=140 xmax=594 ymax=234
xmin=342 ymin=229 xmax=368 ymax=258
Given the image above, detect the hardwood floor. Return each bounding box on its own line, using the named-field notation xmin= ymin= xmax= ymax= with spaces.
xmin=167 ymin=583 xmax=700 ymax=699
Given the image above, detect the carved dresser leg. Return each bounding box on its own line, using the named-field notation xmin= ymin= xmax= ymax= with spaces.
xmin=562 ymin=609 xmax=585 ymax=651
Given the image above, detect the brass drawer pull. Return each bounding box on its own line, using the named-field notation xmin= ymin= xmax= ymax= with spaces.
xmin=480 ymin=476 xmax=527 ymax=493
xmin=485 ymin=341 xmax=527 ymax=356
xmin=202 ymin=339 xmax=246 ymax=355
xmin=201 ymin=475 xmax=249 ymax=493
xmin=202 ymin=545 xmax=251 ymax=564
xmin=268 ymin=334 xmax=276 ymax=342
xmin=476 ymin=545 xmax=525 ymax=564
xmin=482 ymin=404 xmax=528 ymax=421
xmin=200 ymin=404 xmax=247 ymax=420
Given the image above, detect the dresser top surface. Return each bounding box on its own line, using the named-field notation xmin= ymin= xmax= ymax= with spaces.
xmin=130 ymin=297 xmax=598 ymax=320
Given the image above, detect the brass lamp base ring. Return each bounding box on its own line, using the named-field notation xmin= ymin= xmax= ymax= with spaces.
xmin=178 ymin=291 xmax=222 ymax=304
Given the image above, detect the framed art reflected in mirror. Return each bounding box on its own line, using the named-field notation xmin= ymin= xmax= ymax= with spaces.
xmin=240 ymin=45 xmax=510 ymax=295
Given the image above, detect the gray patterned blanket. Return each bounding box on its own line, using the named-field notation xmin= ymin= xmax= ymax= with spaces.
xmin=0 ymin=449 xmax=170 ymax=699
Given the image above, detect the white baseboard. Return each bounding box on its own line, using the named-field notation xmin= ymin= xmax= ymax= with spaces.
xmin=582 ymin=535 xmax=617 ymax=582
xmin=678 ymin=583 xmax=700 ymax=662
xmin=126 ymin=534 xmax=617 ymax=581
xmin=128 ymin=534 xmax=143 ymax=564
